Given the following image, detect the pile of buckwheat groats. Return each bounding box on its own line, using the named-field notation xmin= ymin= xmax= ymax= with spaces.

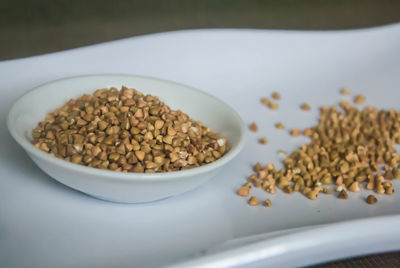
xmin=32 ymin=86 xmax=228 ymax=173
xmin=240 ymin=89 xmax=399 ymax=207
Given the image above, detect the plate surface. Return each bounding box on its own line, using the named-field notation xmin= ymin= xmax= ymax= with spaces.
xmin=1 ymin=24 xmax=400 ymax=268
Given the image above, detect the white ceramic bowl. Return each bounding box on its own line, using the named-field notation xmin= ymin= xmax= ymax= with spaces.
xmin=7 ymin=74 xmax=246 ymax=203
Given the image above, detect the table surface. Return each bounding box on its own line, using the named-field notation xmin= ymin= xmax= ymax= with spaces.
xmin=2 ymin=0 xmax=400 ymax=60
xmin=1 ymin=1 xmax=400 ymax=267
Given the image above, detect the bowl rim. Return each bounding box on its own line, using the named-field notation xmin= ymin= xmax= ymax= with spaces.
xmin=7 ymin=73 xmax=247 ymax=181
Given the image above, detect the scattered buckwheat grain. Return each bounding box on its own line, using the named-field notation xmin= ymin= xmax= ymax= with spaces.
xmin=272 ymin=92 xmax=281 ymax=100
xmin=275 ymin=122 xmax=285 ymax=129
xmin=340 ymin=88 xmax=350 ymax=95
xmin=366 ymin=195 xmax=378 ymax=205
xmin=354 ymin=94 xmax=366 ymax=105
xmin=300 ymin=103 xmax=311 ymax=111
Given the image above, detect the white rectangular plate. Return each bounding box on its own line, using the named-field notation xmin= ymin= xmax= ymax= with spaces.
xmin=1 ymin=24 xmax=400 ymax=268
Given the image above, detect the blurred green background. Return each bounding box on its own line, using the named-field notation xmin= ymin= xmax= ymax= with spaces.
xmin=1 ymin=0 xmax=400 ymax=60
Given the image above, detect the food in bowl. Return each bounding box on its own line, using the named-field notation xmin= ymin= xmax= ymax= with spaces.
xmin=32 ymin=86 xmax=228 ymax=173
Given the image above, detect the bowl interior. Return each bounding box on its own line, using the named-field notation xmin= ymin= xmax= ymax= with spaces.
xmin=8 ymin=74 xmax=245 ymax=174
